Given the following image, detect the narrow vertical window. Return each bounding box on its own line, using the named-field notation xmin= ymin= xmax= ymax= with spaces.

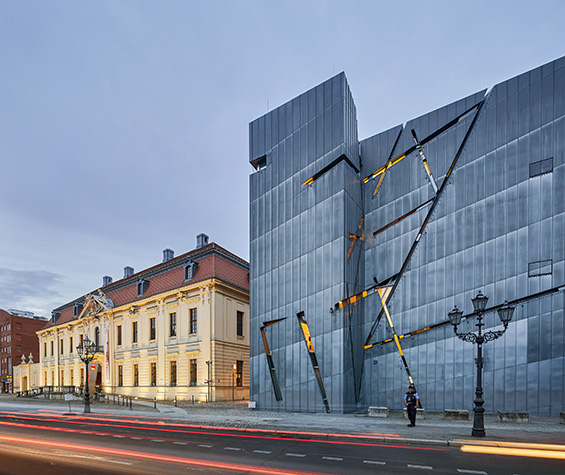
xmin=149 ymin=317 xmax=156 ymax=341
xmin=133 ymin=364 xmax=139 ymax=387
xmin=69 ymin=337 xmax=73 ymax=354
xmin=60 ymin=370 xmax=64 ymax=385
xmin=118 ymin=365 xmax=123 ymax=387
xmin=117 ymin=325 xmax=122 ymax=346
xmin=50 ymin=341 xmax=54 ymax=356
xmin=70 ymin=369 xmax=73 ymax=386
xmin=189 ymin=359 xmax=197 ymax=386
xmin=236 ymin=311 xmax=244 ymax=337
xmin=150 ymin=362 xmax=157 ymax=386
xmin=190 ymin=308 xmax=197 ymax=334
xmin=80 ymin=368 xmax=84 ymax=385
xmin=43 ymin=342 xmax=47 ymax=358
xmin=170 ymin=312 xmax=177 ymax=337
xmin=236 ymin=360 xmax=243 ymax=387
xmin=132 ymin=321 xmax=138 ymax=343
xmin=95 ymin=327 xmax=100 ymax=348
xmin=170 ymin=361 xmax=177 ymax=386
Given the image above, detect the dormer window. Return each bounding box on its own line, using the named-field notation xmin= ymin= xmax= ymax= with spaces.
xmin=51 ymin=311 xmax=60 ymax=324
xmin=184 ymin=260 xmax=199 ymax=281
xmin=73 ymin=303 xmax=83 ymax=317
xmin=137 ymin=279 xmax=149 ymax=297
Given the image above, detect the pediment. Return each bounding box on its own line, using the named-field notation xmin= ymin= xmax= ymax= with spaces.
xmin=78 ymin=290 xmax=114 ymax=319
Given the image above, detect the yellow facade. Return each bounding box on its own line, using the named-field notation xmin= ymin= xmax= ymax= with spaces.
xmin=37 ymin=278 xmax=249 ymax=402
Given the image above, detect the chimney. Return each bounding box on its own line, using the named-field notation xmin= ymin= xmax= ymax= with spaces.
xmin=196 ymin=233 xmax=209 ymax=249
xmin=123 ymin=266 xmax=134 ymax=278
xmin=103 ymin=275 xmax=113 ymax=287
xmin=162 ymin=248 xmax=175 ymax=262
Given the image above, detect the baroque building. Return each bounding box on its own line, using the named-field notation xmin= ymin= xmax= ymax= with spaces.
xmin=34 ymin=234 xmax=250 ymax=402
xmin=249 ymin=57 xmax=565 ymax=415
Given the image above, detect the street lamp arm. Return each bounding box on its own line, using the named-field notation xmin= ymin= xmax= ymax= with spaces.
xmin=454 ymin=331 xmax=478 ymax=344
xmin=483 ymin=329 xmax=506 ymax=342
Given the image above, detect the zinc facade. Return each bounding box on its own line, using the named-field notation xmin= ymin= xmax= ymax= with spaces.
xmin=249 ymin=57 xmax=565 ymax=415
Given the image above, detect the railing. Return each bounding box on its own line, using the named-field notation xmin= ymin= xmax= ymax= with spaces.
xmin=16 ymin=387 xmax=44 ymax=397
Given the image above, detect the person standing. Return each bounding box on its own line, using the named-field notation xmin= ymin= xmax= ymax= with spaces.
xmin=405 ymin=385 xmax=419 ymax=427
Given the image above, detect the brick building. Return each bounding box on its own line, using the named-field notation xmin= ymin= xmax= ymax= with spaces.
xmin=0 ymin=309 xmax=47 ymax=392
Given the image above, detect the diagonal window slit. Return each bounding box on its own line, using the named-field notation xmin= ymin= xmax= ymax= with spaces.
xmin=260 ymin=318 xmax=286 ymax=401
xmin=302 ymin=154 xmax=359 ymax=186
xmin=296 ymin=311 xmax=330 ymax=413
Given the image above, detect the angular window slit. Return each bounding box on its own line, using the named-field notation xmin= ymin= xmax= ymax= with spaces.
xmin=296 ymin=311 xmax=330 ymax=413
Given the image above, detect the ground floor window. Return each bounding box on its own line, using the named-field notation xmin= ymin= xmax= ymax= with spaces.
xmin=170 ymin=361 xmax=177 ymax=386
xmin=60 ymin=370 xmax=64 ymax=386
xmin=236 ymin=360 xmax=243 ymax=387
xmin=70 ymin=369 xmax=74 ymax=386
xmin=133 ymin=364 xmax=139 ymax=387
xmin=189 ymin=359 xmax=197 ymax=386
xmin=118 ymin=365 xmax=123 ymax=387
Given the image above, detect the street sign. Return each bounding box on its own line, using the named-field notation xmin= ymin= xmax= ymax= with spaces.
xmin=64 ymin=393 xmax=74 ymax=401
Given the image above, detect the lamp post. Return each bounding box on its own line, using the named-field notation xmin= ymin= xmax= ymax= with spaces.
xmin=448 ymin=291 xmax=515 ymax=437
xmin=206 ymin=360 xmax=212 ymax=403
xmin=232 ymin=363 xmax=237 ymax=401
xmin=76 ymin=337 xmax=101 ymax=414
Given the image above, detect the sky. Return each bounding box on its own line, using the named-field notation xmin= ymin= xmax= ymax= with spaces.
xmin=1 ymin=0 xmax=564 ymax=318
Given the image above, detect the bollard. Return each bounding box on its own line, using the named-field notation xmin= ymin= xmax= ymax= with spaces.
xmin=129 ymin=397 xmax=132 ymax=410
xmin=174 ymin=396 xmax=177 ymax=407
xmin=154 ymin=397 xmax=156 ymax=409
xmin=192 ymin=395 xmax=194 ymax=405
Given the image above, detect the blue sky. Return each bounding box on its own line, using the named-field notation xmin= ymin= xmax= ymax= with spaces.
xmin=1 ymin=0 xmax=564 ymax=317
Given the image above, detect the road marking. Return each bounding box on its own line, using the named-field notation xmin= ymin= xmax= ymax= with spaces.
xmin=254 ymin=450 xmax=272 ymax=454
xmin=130 ymin=437 xmax=142 ymax=440
xmin=224 ymin=447 xmax=242 ymax=451
xmin=173 ymin=442 xmax=188 ymax=445
xmin=198 ymin=444 xmax=213 ymax=448
xmin=457 ymin=470 xmax=488 ymax=475
xmin=112 ymin=435 xmax=125 ymax=438
xmin=322 ymin=456 xmax=343 ymax=461
xmin=286 ymin=453 xmax=306 ymax=457
xmin=151 ymin=439 xmax=165 ymax=443
xmin=408 ymin=464 xmax=433 ymax=470
xmin=364 ymin=460 xmax=386 ymax=465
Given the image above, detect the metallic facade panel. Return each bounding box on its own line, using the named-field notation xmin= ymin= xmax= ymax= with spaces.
xmin=249 ymin=58 xmax=565 ymax=415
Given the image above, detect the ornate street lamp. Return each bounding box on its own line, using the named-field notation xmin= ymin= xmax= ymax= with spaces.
xmin=76 ymin=337 xmax=101 ymax=413
xmin=448 ymin=291 xmax=515 ymax=437
xmin=232 ymin=363 xmax=237 ymax=401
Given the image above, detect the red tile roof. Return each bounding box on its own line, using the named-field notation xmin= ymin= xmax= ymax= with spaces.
xmin=42 ymin=242 xmax=249 ymax=330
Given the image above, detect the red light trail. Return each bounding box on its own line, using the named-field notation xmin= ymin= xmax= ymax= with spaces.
xmin=0 ymin=434 xmax=330 ymax=475
xmin=0 ymin=412 xmax=446 ymax=452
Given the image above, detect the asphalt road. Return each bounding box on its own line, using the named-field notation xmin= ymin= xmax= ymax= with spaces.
xmin=0 ymin=410 xmax=562 ymax=474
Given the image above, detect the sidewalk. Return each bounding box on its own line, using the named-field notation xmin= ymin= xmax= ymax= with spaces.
xmin=2 ymin=395 xmax=563 ymax=447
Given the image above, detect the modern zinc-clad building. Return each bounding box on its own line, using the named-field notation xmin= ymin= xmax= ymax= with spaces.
xmin=249 ymin=56 xmax=565 ymax=415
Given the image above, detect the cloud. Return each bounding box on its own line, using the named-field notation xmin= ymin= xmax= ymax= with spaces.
xmin=0 ymin=267 xmax=64 ymax=317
